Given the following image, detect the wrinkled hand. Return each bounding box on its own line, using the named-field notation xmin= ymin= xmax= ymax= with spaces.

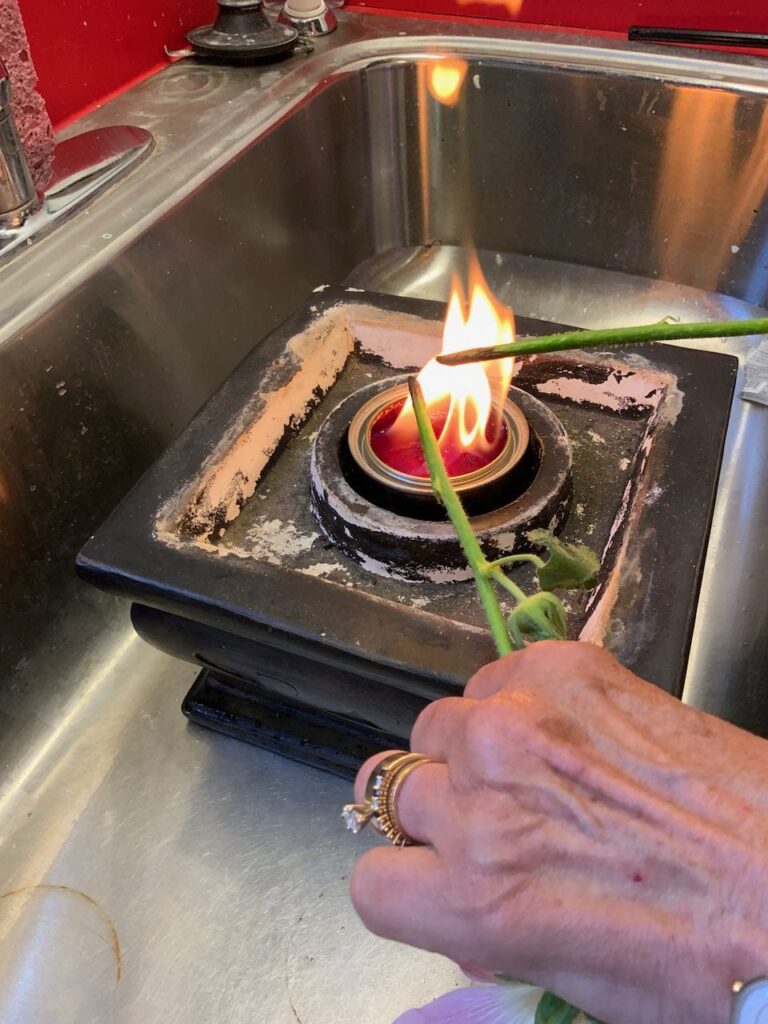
xmin=351 ymin=641 xmax=768 ymax=1024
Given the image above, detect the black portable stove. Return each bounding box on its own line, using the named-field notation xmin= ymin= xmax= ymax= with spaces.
xmin=77 ymin=289 xmax=737 ymax=777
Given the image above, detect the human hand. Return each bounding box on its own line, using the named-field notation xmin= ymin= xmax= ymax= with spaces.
xmin=351 ymin=640 xmax=768 ymax=1024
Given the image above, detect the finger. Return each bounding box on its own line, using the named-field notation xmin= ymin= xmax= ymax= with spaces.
xmin=354 ymin=749 xmax=405 ymax=804
xmin=350 ymin=845 xmax=452 ymax=952
xmin=410 ymin=696 xmax=477 ymax=761
xmin=466 ymin=640 xmax=621 ymax=702
xmin=464 ymin=642 xmax=567 ymax=700
xmin=464 ymin=649 xmax=530 ymax=701
xmin=354 ymin=754 xmax=452 ymax=846
xmin=392 ymin=759 xmax=452 ymax=846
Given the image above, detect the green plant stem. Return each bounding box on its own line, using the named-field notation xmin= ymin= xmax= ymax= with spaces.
xmin=409 ymin=377 xmax=513 ymax=657
xmin=488 ymin=553 xmax=545 ymax=570
xmin=486 ymin=565 xmax=528 ymax=604
xmin=410 ymin=383 xmax=603 ymax=1024
xmin=436 ymin=316 xmax=768 ymax=366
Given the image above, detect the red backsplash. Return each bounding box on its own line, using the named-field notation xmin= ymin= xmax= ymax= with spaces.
xmin=20 ymin=0 xmax=768 ymax=127
xmin=22 ymin=0 xmax=216 ymax=127
xmin=354 ymin=1 xmax=768 ymax=35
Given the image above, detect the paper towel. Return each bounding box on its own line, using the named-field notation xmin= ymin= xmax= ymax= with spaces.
xmin=742 ymin=340 xmax=768 ymax=407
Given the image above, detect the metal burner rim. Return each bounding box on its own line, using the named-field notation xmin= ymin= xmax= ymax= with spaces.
xmin=347 ymin=381 xmax=530 ymax=497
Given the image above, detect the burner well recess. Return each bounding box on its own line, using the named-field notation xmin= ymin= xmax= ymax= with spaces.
xmin=310 ymin=375 xmax=573 ymax=582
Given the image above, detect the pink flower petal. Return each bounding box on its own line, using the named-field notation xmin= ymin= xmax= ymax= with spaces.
xmin=394 ymin=983 xmax=543 ymax=1024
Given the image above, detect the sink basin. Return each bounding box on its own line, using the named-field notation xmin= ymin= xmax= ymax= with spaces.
xmin=5 ymin=17 xmax=768 ymax=730
xmin=2 ymin=15 xmax=768 ymax=1021
xmin=6 ymin=21 xmax=760 ymax=727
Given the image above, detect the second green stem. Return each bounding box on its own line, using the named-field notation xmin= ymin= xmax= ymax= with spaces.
xmin=408 ymin=376 xmax=513 ymax=657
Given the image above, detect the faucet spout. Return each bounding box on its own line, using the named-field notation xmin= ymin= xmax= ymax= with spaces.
xmin=0 ymin=59 xmax=39 ymax=229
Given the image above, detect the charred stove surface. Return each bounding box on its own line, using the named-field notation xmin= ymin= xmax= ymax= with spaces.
xmin=78 ymin=290 xmax=738 ymax=775
xmin=189 ymin=303 xmax=678 ymax=640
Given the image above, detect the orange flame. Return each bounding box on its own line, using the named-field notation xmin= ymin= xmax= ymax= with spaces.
xmin=427 ymin=58 xmax=469 ymax=106
xmin=392 ymin=261 xmax=516 ymax=463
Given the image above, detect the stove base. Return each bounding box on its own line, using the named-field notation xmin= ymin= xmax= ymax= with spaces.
xmin=182 ymin=669 xmax=405 ymax=779
xmin=131 ymin=601 xmax=429 ymax=778
xmin=79 ymin=291 xmax=738 ymax=773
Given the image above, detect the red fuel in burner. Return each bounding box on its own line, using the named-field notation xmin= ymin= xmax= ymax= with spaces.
xmin=369 ymin=397 xmax=507 ymax=479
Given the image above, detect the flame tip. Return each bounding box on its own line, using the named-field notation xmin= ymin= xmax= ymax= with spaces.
xmin=395 ymin=258 xmax=517 ymax=457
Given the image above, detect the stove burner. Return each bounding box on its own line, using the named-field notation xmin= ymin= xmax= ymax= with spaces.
xmin=348 ymin=380 xmax=530 ymax=497
xmin=369 ymin=395 xmax=508 ymax=479
xmin=310 ymin=376 xmax=573 ymax=583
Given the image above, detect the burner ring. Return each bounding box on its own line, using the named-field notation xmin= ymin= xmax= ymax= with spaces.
xmin=347 ymin=381 xmax=531 ymax=499
xmin=310 ymin=376 xmax=573 ymax=584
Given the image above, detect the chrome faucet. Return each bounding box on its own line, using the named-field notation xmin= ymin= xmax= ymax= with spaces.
xmin=0 ymin=59 xmax=39 ymax=229
xmin=0 ymin=61 xmax=153 ymax=261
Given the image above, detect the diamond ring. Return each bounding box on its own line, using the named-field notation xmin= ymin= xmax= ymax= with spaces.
xmin=342 ymin=750 xmax=434 ymax=846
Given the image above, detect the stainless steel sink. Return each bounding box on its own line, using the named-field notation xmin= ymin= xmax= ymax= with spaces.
xmin=2 ymin=14 xmax=768 ymax=1022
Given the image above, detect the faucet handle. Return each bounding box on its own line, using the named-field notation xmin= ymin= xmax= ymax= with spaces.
xmin=279 ymin=0 xmax=337 ymax=36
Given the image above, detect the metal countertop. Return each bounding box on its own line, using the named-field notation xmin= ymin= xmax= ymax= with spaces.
xmin=0 ymin=601 xmax=460 ymax=1023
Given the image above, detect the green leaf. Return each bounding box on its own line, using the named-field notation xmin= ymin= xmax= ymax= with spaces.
xmin=534 ymin=991 xmax=581 ymax=1024
xmin=507 ymin=592 xmax=568 ymax=648
xmin=527 ymin=529 xmax=600 ymax=592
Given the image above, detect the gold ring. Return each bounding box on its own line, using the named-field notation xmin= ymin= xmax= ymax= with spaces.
xmin=381 ymin=755 xmax=433 ymax=846
xmin=342 ymin=750 xmax=434 ymax=846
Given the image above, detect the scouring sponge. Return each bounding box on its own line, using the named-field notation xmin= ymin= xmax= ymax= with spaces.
xmin=0 ymin=0 xmax=54 ymax=191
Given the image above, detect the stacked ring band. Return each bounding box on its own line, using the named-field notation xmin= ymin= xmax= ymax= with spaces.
xmin=342 ymin=750 xmax=433 ymax=846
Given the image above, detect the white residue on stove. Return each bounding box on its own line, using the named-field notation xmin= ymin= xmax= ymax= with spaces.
xmin=533 ymin=374 xmax=653 ymax=412
xmin=603 ymin=477 xmax=634 ymax=558
xmin=346 ymin=287 xmax=365 ymax=292
xmin=410 ymin=595 xmax=432 ymax=609
xmin=157 ymin=304 xmax=355 ymax=542
xmin=579 ymin=415 xmax=657 ymax=643
xmin=301 ymin=562 xmax=347 ymax=578
xmin=581 ymin=527 xmax=644 ymax=648
xmin=645 ymin=483 xmax=664 ymax=506
xmin=355 ymin=549 xmax=472 ymax=584
xmin=587 ymin=429 xmax=606 ymax=445
xmin=575 ymin=503 xmax=585 ymax=517
xmin=312 ymin=284 xmax=330 ymax=292
xmin=494 ymin=530 xmax=517 ymax=549
xmin=619 ymin=457 xmax=630 ymax=471
xmin=531 ymin=353 xmax=683 ymax=423
xmin=351 ymin=312 xmax=442 ymax=369
xmin=356 ymin=551 xmax=401 ymax=578
xmin=243 ymin=517 xmax=320 ymax=564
